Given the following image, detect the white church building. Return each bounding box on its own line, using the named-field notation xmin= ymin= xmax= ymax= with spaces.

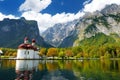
xmin=17 ymin=37 xmax=39 ymax=59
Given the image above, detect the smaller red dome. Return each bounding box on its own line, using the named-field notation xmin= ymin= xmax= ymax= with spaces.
xmin=32 ymin=39 xmax=36 ymax=43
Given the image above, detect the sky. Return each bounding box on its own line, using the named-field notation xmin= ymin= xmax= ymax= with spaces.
xmin=0 ymin=0 xmax=120 ymax=33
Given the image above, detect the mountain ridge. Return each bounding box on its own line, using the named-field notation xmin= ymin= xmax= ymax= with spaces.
xmin=42 ymin=4 xmax=120 ymax=47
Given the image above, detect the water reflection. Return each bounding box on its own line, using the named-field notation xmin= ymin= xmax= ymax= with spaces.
xmin=0 ymin=59 xmax=120 ymax=80
xmin=15 ymin=60 xmax=39 ymax=80
xmin=38 ymin=60 xmax=77 ymax=80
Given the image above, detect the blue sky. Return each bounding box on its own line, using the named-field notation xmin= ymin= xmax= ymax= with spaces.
xmin=0 ymin=0 xmax=120 ymax=33
xmin=0 ymin=0 xmax=85 ymax=16
xmin=41 ymin=0 xmax=85 ymax=15
xmin=0 ymin=0 xmax=24 ymax=16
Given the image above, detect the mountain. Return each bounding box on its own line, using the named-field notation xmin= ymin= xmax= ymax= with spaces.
xmin=42 ymin=19 xmax=79 ymax=47
xmin=42 ymin=4 xmax=120 ymax=47
xmin=59 ymin=29 xmax=78 ymax=47
xmin=101 ymin=4 xmax=120 ymax=15
xmin=0 ymin=17 xmax=52 ymax=48
xmin=73 ymin=4 xmax=120 ymax=46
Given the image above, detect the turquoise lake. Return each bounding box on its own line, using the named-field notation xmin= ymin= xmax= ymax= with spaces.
xmin=0 ymin=59 xmax=120 ymax=80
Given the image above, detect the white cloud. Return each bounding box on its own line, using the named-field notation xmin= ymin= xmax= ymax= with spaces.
xmin=21 ymin=11 xmax=84 ymax=33
xmin=19 ymin=0 xmax=52 ymax=12
xmin=0 ymin=12 xmax=18 ymax=21
xmin=83 ymin=0 xmax=120 ymax=12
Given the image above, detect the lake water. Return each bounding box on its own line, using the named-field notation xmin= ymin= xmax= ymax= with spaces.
xmin=0 ymin=59 xmax=120 ymax=80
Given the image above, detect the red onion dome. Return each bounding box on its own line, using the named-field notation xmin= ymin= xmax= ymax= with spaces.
xmin=32 ymin=39 xmax=36 ymax=43
xmin=18 ymin=44 xmax=34 ymax=50
xmin=18 ymin=43 xmax=28 ymax=49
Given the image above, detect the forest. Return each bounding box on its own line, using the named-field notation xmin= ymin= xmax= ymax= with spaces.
xmin=0 ymin=43 xmax=120 ymax=59
xmin=1 ymin=33 xmax=120 ymax=59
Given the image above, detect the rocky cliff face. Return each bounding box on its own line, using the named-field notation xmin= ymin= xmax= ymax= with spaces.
xmin=42 ymin=19 xmax=79 ymax=47
xmin=73 ymin=4 xmax=120 ymax=46
xmin=42 ymin=4 xmax=120 ymax=47
xmin=101 ymin=4 xmax=120 ymax=15
xmin=0 ymin=17 xmax=51 ymax=48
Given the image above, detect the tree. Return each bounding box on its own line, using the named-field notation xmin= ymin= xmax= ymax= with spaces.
xmin=65 ymin=49 xmax=73 ymax=58
xmin=39 ymin=48 xmax=47 ymax=57
xmin=72 ymin=46 xmax=83 ymax=56
xmin=47 ymin=48 xmax=58 ymax=58
xmin=58 ymin=49 xmax=65 ymax=59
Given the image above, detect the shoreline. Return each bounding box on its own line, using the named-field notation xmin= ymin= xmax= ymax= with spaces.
xmin=1 ymin=57 xmax=120 ymax=60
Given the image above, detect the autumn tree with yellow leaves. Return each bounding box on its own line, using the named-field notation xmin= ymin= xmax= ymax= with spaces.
xmin=47 ymin=48 xmax=58 ymax=58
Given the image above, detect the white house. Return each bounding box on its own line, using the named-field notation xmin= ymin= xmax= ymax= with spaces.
xmin=16 ymin=37 xmax=39 ymax=59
